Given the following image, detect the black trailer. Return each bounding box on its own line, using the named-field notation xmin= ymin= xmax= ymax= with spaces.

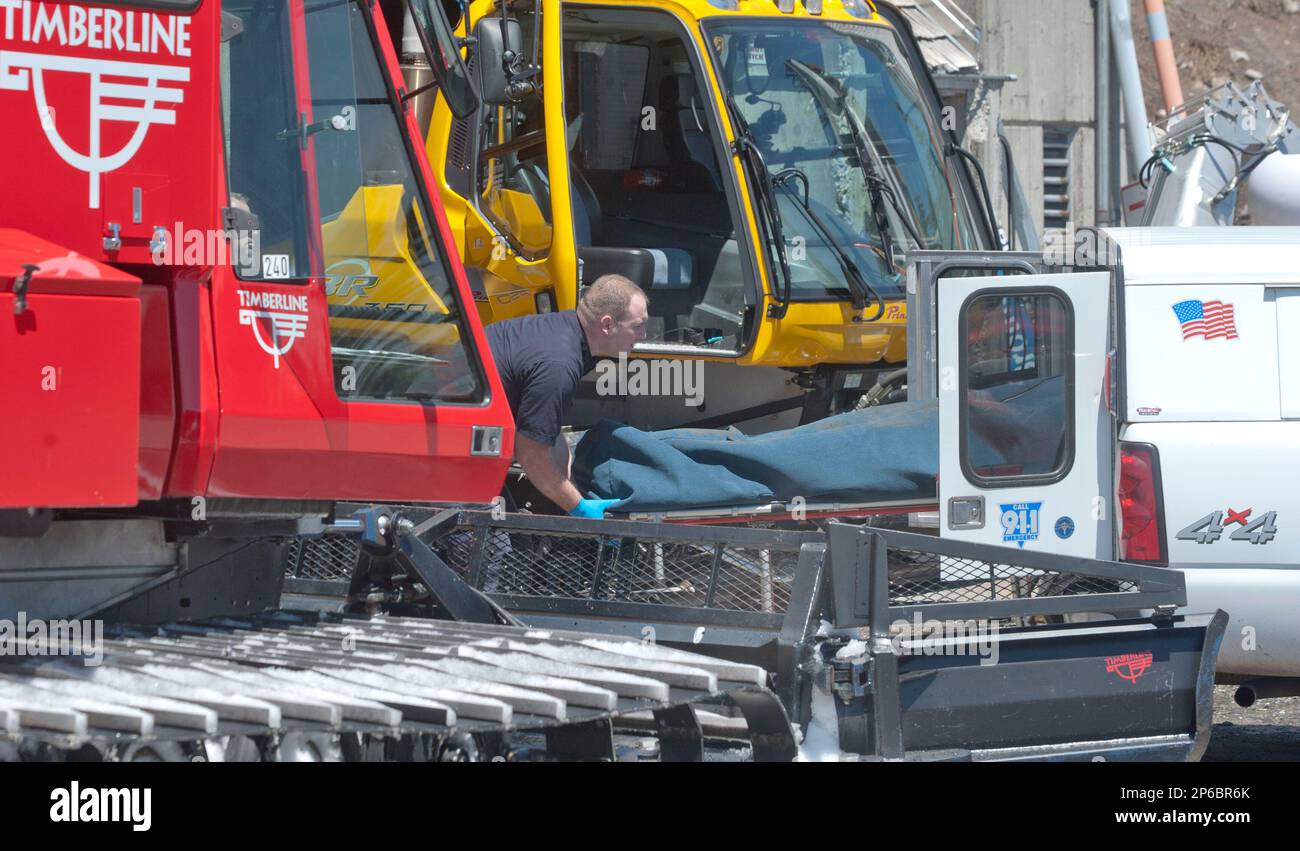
xmin=278 ymin=506 xmax=1225 ymax=762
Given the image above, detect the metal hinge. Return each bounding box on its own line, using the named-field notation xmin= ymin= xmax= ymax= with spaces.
xmin=220 ymin=12 xmax=244 ymax=42
xmin=149 ymin=226 xmax=169 ymax=256
xmin=830 ymin=648 xmax=871 ymax=701
xmin=12 ymin=263 xmax=38 ymax=315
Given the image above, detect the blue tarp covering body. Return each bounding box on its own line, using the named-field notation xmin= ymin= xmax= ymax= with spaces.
xmin=573 ymin=400 xmax=941 ymax=513
xmin=572 ymin=376 xmax=1067 ymax=514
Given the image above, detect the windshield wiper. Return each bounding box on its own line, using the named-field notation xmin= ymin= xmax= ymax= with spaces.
xmin=770 ymin=167 xmax=881 ymax=317
xmin=784 ymin=60 xmax=925 ymax=265
xmin=722 ymin=94 xmax=795 ymax=319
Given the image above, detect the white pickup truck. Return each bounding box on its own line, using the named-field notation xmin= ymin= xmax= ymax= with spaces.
xmin=911 ymin=227 xmax=1299 ymax=687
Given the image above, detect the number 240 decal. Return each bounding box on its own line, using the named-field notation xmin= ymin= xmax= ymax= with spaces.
xmin=1176 ymin=508 xmax=1278 ymax=545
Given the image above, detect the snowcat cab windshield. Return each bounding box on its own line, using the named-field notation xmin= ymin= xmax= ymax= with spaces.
xmin=706 ymin=18 xmax=979 ymax=299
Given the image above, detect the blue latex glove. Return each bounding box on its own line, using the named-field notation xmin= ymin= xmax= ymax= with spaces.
xmin=569 ymin=498 xmax=622 ymax=519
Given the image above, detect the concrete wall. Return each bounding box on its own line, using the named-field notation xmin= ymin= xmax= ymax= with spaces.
xmin=960 ymin=0 xmax=1098 ymax=237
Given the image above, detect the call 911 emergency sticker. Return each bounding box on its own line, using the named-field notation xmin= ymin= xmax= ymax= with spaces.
xmin=1000 ymin=502 xmax=1042 ymax=548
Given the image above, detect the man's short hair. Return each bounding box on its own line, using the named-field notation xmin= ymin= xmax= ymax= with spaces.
xmin=577 ymin=274 xmax=647 ymax=323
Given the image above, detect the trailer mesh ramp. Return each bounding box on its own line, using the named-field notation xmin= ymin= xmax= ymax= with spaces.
xmin=427 ymin=512 xmax=1146 ymax=620
xmin=288 ymin=526 xmax=1137 ymax=619
xmin=882 ymin=544 xmax=1137 ymax=609
xmin=442 ymin=525 xmax=805 ymax=614
xmin=0 ymin=613 xmax=795 ymax=762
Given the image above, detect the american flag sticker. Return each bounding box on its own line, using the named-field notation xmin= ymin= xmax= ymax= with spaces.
xmin=1172 ymin=299 xmax=1239 ymax=341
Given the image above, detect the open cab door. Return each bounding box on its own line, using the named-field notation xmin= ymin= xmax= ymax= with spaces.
xmin=934 ymin=266 xmax=1116 ymax=559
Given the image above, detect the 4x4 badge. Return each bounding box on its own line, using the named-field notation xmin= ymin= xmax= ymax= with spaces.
xmin=1176 ymin=509 xmax=1278 ymax=545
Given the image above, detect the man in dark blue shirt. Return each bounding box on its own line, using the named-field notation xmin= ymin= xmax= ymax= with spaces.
xmin=486 ymin=274 xmax=648 ymax=518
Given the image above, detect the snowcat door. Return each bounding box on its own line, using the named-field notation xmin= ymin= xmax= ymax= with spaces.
xmin=210 ymin=0 xmax=511 ymax=504
xmin=937 ymin=271 xmax=1115 ymax=559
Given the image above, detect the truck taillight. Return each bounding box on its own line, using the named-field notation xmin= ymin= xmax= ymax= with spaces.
xmin=1118 ymin=442 xmax=1166 ymax=563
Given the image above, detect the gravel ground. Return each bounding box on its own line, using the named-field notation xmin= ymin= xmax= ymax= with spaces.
xmin=1203 ymin=685 xmax=1300 ymax=761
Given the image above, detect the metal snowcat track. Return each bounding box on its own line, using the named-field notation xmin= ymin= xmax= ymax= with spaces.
xmin=0 ymin=612 xmax=795 ymax=762
xmin=388 ymin=510 xmax=1223 ymax=761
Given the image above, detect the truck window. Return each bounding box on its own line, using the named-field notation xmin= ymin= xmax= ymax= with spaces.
xmin=478 ymin=98 xmax=552 ymax=257
xmin=960 ymin=289 xmax=1074 ymax=485
xmin=562 ymin=6 xmax=748 ymax=351
xmin=571 ymin=41 xmax=650 ymax=172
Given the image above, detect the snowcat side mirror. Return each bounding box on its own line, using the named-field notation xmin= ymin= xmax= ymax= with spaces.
xmin=407 ymin=0 xmax=480 ymax=119
xmin=474 ymin=17 xmax=525 ymax=106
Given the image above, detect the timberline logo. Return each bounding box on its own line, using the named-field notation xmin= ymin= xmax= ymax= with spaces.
xmin=1 ymin=1 xmax=194 ymax=208
xmin=237 ymin=288 xmax=310 ymax=369
xmin=1105 ymin=650 xmax=1154 ymax=683
xmin=50 ymin=782 xmax=151 ymax=832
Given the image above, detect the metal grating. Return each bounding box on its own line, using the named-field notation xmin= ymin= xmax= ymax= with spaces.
xmin=286 ymin=516 xmax=1140 ymax=618
xmin=436 ymin=515 xmax=1146 ymax=619
xmin=285 ymin=535 xmax=360 ymax=583
xmin=439 ymin=527 xmax=800 ymax=615
xmin=444 ymin=51 xmax=476 ymax=198
xmin=886 ymin=545 xmax=1137 ymax=607
xmin=1042 ymin=125 xmax=1074 ymax=231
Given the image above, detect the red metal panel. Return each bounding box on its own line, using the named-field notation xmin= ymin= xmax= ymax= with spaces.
xmin=136 ymin=282 xmax=175 ymax=499
xmin=285 ymin=0 xmax=324 ymax=279
xmin=0 ymin=228 xmax=139 ymax=296
xmin=206 ymin=268 xmax=512 ymax=503
xmin=163 ymin=265 xmax=218 ymax=497
xmin=1 ymin=288 xmax=140 ymax=507
xmin=0 ymin=2 xmax=220 ymax=265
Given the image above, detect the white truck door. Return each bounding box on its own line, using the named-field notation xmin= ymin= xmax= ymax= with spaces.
xmin=938 ymin=273 xmax=1114 ymax=559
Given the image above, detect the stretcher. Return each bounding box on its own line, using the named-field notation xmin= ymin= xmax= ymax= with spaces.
xmin=623 ymin=497 xmax=938 ymax=526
